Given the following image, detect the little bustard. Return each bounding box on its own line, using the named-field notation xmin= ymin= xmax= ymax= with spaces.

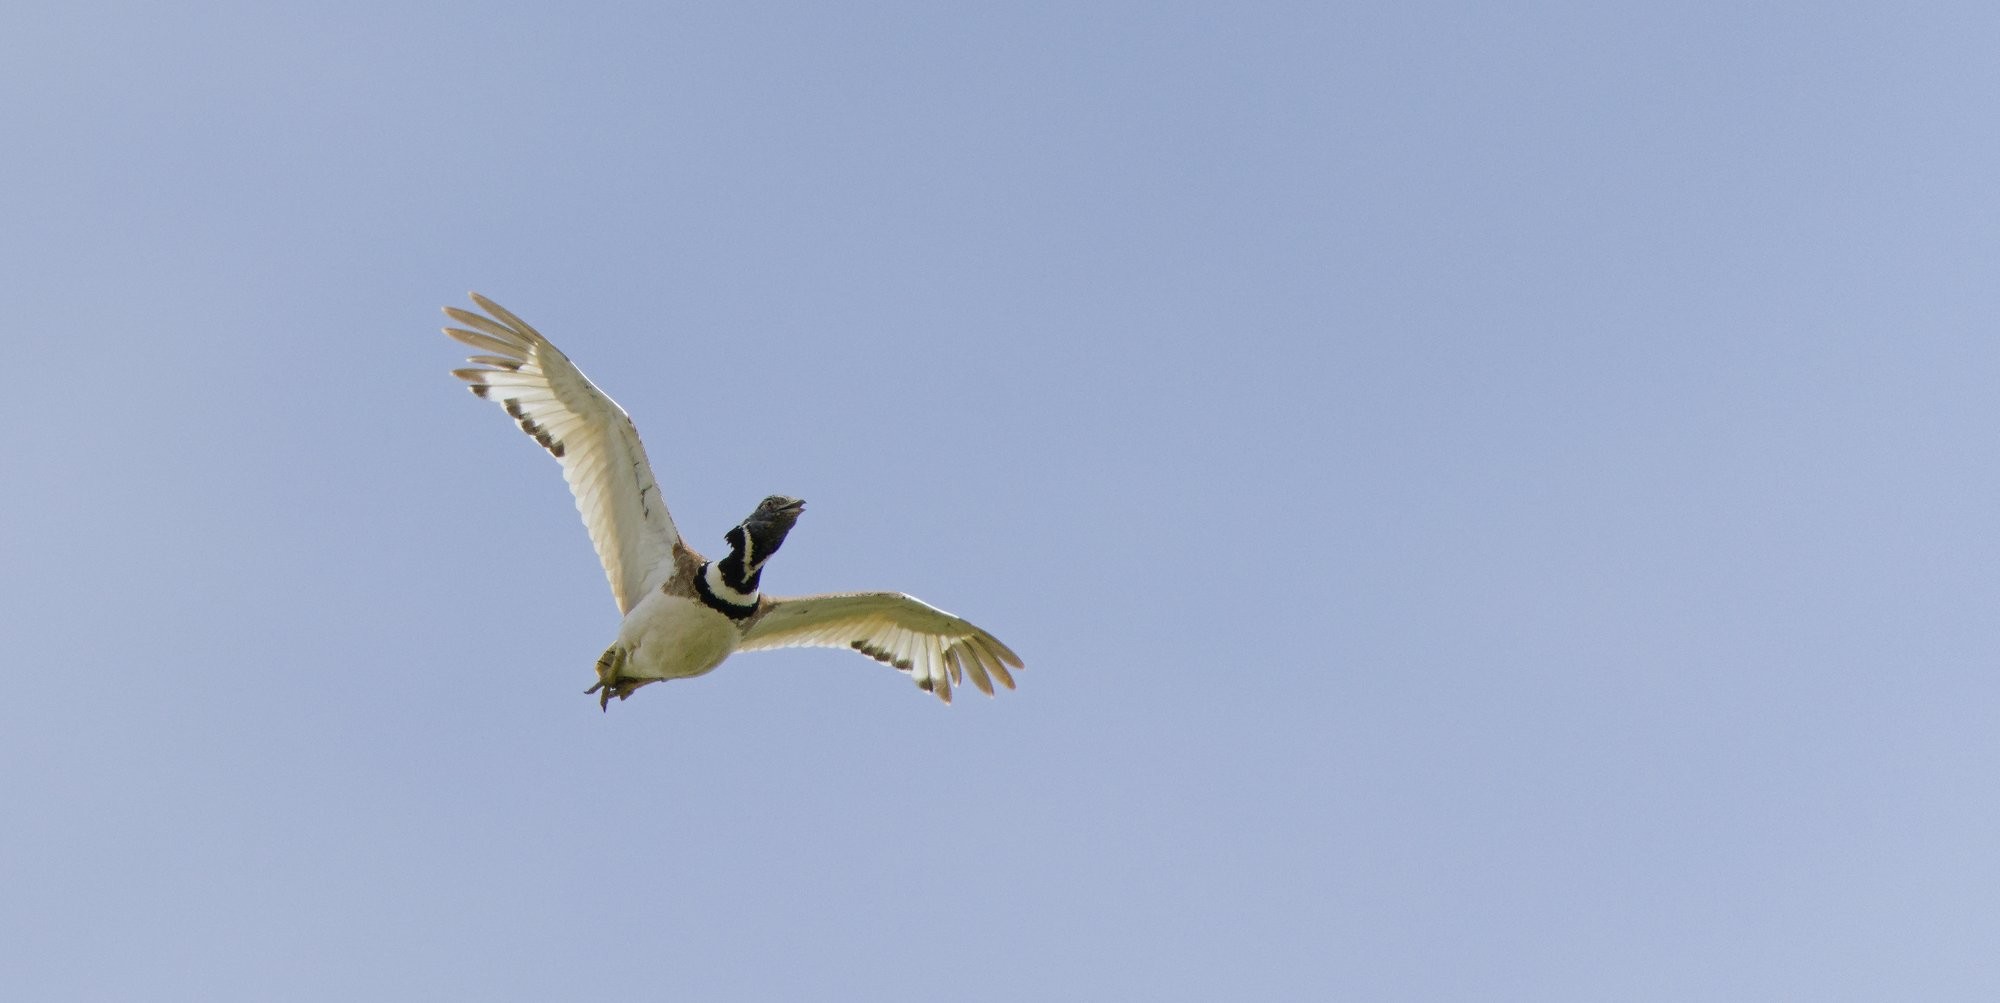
xmin=443 ymin=293 xmax=1023 ymax=709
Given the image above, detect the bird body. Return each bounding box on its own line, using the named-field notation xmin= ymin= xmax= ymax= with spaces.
xmin=442 ymin=293 xmax=1022 ymax=708
xmin=609 ymin=583 xmax=742 ymax=685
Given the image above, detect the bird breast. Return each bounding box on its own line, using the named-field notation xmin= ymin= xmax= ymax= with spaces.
xmin=617 ymin=589 xmax=743 ymax=681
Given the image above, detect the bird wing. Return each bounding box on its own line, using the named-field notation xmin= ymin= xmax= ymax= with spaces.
xmin=444 ymin=292 xmax=681 ymax=615
xmin=739 ymin=592 xmax=1024 ymax=703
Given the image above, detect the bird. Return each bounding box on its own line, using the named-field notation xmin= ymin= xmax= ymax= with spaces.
xmin=441 ymin=292 xmax=1023 ymax=709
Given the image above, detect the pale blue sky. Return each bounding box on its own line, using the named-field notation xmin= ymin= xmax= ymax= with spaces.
xmin=6 ymin=2 xmax=2000 ymax=999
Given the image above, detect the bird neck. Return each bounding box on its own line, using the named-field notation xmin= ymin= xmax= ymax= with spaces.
xmin=695 ymin=561 xmax=759 ymax=619
xmin=698 ymin=502 xmax=798 ymax=619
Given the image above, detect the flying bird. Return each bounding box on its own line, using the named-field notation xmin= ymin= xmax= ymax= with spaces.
xmin=443 ymin=293 xmax=1023 ymax=708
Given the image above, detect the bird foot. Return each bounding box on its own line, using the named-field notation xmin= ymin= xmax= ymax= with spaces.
xmin=590 ymin=645 xmax=633 ymax=711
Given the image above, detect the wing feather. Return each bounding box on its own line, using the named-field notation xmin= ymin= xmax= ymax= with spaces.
xmin=974 ymin=636 xmax=1017 ymax=690
xmin=443 ymin=306 xmax=532 ymax=345
xmin=444 ymin=292 xmax=681 ymax=614
xmin=739 ymin=592 xmax=1024 ymax=704
xmin=959 ymin=646 xmax=996 ymax=696
xmin=446 ymin=329 xmax=527 ymax=358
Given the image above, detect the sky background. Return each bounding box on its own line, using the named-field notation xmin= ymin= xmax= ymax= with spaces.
xmin=5 ymin=2 xmax=2000 ymax=999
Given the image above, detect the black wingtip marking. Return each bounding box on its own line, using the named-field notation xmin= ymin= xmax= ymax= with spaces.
xmin=851 ymin=639 xmax=902 ymax=667
xmin=501 ymin=397 xmax=566 ymax=458
xmin=470 ymin=384 xmax=490 ymax=398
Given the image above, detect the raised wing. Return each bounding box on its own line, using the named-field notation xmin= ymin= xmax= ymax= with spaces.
xmin=444 ymin=292 xmax=680 ymax=615
xmin=740 ymin=592 xmax=1024 ymax=703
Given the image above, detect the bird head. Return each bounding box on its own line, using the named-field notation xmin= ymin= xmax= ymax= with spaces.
xmin=723 ymin=495 xmax=805 ymax=585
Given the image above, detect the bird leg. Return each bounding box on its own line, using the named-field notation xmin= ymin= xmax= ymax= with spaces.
xmin=587 ymin=645 xmax=628 ymax=711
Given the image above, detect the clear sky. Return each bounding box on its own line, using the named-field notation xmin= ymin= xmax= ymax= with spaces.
xmin=5 ymin=2 xmax=1999 ymax=999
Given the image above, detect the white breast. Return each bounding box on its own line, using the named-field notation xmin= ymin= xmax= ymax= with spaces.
xmin=616 ymin=589 xmax=743 ymax=681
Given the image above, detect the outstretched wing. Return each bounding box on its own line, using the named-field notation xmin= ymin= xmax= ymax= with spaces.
xmin=740 ymin=592 xmax=1024 ymax=703
xmin=444 ymin=292 xmax=680 ymax=615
